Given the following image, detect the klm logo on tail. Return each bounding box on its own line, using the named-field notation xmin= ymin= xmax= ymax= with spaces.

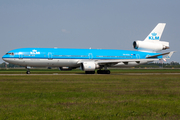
xmin=149 ymin=33 xmax=159 ymax=40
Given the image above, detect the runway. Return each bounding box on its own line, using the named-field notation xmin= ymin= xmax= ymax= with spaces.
xmin=0 ymin=73 xmax=180 ymax=75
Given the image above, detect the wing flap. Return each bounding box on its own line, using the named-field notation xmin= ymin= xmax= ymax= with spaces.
xmin=95 ymin=59 xmax=158 ymax=64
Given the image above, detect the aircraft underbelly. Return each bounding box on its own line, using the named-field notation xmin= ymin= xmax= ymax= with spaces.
xmin=4 ymin=58 xmax=79 ymax=67
xmin=28 ymin=59 xmax=79 ymax=67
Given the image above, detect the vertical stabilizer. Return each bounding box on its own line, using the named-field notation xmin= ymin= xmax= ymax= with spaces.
xmin=144 ymin=23 xmax=166 ymax=41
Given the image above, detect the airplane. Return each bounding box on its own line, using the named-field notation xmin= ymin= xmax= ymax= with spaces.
xmin=2 ymin=23 xmax=175 ymax=74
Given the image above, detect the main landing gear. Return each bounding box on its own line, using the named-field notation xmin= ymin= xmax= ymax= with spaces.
xmin=84 ymin=70 xmax=110 ymax=74
xmin=85 ymin=71 xmax=95 ymax=74
xmin=97 ymin=70 xmax=110 ymax=74
xmin=84 ymin=65 xmax=111 ymax=74
xmin=97 ymin=65 xmax=110 ymax=74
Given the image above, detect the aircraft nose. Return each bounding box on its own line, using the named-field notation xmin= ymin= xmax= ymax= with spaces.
xmin=2 ymin=55 xmax=5 ymax=61
xmin=2 ymin=55 xmax=8 ymax=62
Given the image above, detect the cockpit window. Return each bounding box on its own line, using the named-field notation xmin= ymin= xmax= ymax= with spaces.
xmin=6 ymin=53 xmax=14 ymax=55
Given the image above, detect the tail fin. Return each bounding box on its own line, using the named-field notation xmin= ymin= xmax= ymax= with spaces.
xmin=144 ymin=23 xmax=166 ymax=41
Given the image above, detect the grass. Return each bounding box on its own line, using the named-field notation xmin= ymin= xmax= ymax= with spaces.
xmin=0 ymin=74 xmax=180 ymax=119
xmin=0 ymin=68 xmax=180 ymax=74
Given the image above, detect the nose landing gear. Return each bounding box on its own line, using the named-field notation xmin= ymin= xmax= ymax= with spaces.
xmin=25 ymin=66 xmax=31 ymax=74
xmin=26 ymin=70 xmax=30 ymax=74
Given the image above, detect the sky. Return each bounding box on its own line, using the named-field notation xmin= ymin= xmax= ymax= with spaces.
xmin=0 ymin=0 xmax=180 ymax=63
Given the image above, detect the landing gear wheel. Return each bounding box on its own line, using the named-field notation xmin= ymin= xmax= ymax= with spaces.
xmin=105 ymin=70 xmax=110 ymax=74
xmin=97 ymin=70 xmax=101 ymax=74
xmin=97 ymin=70 xmax=110 ymax=74
xmin=26 ymin=71 xmax=30 ymax=74
xmin=85 ymin=71 xmax=95 ymax=74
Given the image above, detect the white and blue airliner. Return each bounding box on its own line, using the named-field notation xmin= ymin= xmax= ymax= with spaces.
xmin=2 ymin=23 xmax=174 ymax=74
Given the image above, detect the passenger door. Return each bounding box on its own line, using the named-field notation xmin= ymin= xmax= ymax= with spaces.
xmin=48 ymin=52 xmax=53 ymax=60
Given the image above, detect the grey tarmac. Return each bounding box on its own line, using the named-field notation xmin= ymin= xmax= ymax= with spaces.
xmin=0 ymin=73 xmax=180 ymax=76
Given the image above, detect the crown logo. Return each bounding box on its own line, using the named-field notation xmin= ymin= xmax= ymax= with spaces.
xmin=151 ymin=32 xmax=157 ymax=36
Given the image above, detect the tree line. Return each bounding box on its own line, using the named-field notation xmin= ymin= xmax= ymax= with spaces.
xmin=0 ymin=62 xmax=23 ymax=68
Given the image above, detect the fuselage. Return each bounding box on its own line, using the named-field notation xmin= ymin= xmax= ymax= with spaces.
xmin=2 ymin=48 xmax=161 ymax=67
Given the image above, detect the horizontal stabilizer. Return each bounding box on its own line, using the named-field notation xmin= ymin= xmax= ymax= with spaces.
xmin=146 ymin=51 xmax=175 ymax=59
xmin=163 ymin=51 xmax=175 ymax=59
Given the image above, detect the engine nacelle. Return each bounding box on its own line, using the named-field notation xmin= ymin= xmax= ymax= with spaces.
xmin=80 ymin=62 xmax=99 ymax=71
xmin=133 ymin=40 xmax=169 ymax=52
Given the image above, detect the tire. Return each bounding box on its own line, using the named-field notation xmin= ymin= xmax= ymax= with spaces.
xmin=97 ymin=70 xmax=110 ymax=74
xmin=85 ymin=71 xmax=95 ymax=74
xmin=105 ymin=70 xmax=110 ymax=74
xmin=26 ymin=71 xmax=30 ymax=74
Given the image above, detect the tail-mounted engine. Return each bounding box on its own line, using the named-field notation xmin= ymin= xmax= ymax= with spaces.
xmin=133 ymin=40 xmax=169 ymax=52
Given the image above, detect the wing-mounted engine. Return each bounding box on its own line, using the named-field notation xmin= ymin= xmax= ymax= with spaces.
xmin=133 ymin=40 xmax=169 ymax=52
xmin=80 ymin=62 xmax=99 ymax=71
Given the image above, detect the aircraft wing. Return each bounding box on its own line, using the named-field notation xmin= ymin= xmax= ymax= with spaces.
xmin=77 ymin=51 xmax=174 ymax=65
xmin=96 ymin=51 xmax=175 ymax=65
xmin=95 ymin=59 xmax=158 ymax=65
xmin=77 ymin=51 xmax=175 ymax=65
xmin=77 ymin=59 xmax=158 ymax=65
